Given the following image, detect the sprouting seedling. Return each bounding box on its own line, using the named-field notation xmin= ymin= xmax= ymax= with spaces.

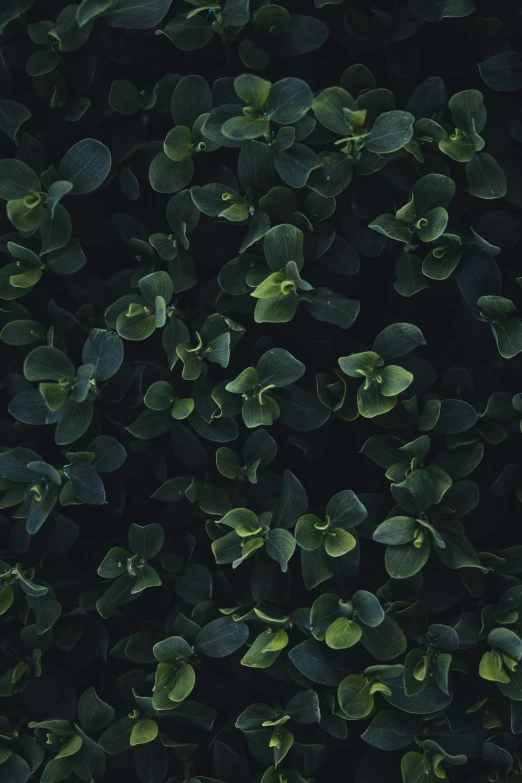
xmin=338 ymin=322 xmax=426 ymax=418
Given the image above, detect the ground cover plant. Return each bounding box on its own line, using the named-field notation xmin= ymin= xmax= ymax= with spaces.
xmin=1 ymin=1 xmax=522 ymax=782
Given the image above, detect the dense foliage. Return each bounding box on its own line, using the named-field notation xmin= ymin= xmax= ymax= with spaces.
xmin=2 ymin=1 xmax=522 ymax=782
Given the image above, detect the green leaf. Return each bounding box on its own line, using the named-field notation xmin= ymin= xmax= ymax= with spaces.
xmin=494 ymin=318 xmax=522 ymax=359
xmin=82 ymin=328 xmax=123 ymax=381
xmin=324 ymin=528 xmax=356 ymax=556
xmin=352 ymin=591 xmax=385 ymax=627
xmin=39 ymin=204 xmax=72 ymax=254
xmin=55 ymin=733 xmax=82 ymax=758
xmin=479 ymin=651 xmax=510 ymax=683
xmin=27 ymin=591 xmax=61 ymax=632
xmin=374 ymin=517 xmax=417 ymax=545
xmin=172 ymin=398 xmax=195 ymax=419
xmin=391 ymin=470 xmax=438 ymax=514
xmin=6 ymin=198 xmax=44 ymax=232
xmin=288 ymin=639 xmax=343 ymax=685
xmin=268 ymin=78 xmax=313 ymax=124
xmin=362 ymin=710 xmax=419 ymax=751
xmin=409 ymin=0 xmax=475 ymax=22
xmin=274 ymin=14 xmax=328 ymax=57
xmin=359 ymin=615 xmax=408 ymax=661
xmin=448 ymin=89 xmax=486 ymax=134
xmin=307 ymin=152 xmax=353 ymax=197
xmin=195 ymin=617 xmax=249 ymax=658
xmin=305 ymin=289 xmax=360 ymax=329
xmin=39 ymin=382 xmax=69 ymax=412
xmin=58 ymin=139 xmax=111 ymax=195
xmin=144 ymin=381 xmax=174 ymax=410
xmin=0 ymin=98 xmax=31 ymax=141
xmin=385 ymin=538 xmax=430 ymax=578
xmin=434 ymin=528 xmax=481 ymax=570
xmin=0 ymin=159 xmax=40 ymax=200
xmin=337 ymin=675 xmax=373 ymax=719
xmin=256 ymin=348 xmax=305 ymax=388
xmin=164 ymin=126 xmax=193 ymax=161
xmin=254 ymin=4 xmax=290 ymax=34
xmin=233 ymin=536 xmax=265 ymax=567
xmin=240 ymin=628 xmax=287 ymax=669
xmin=338 ymin=351 xmax=381 ymax=377
xmin=126 ymin=408 xmax=172 ymax=439
xmin=129 ymin=522 xmax=164 ymax=558
xmin=379 ymin=365 xmax=413 ymax=396
xmin=97 ymin=547 xmax=129 ymax=578
xmin=160 ymin=13 xmax=214 ymax=51
xmin=70 ymin=463 xmax=105 ymax=505
xmin=439 ymin=133 xmax=475 ymax=162
xmin=99 ymin=717 xmax=134 ymax=754
xmin=220 ymin=507 xmax=259 ymax=531
xmin=47 ymin=238 xmax=87 ymax=274
xmin=372 ymin=323 xmax=426 ymax=360
xmin=153 ymin=636 xmax=193 ymax=662
xmin=0 ymin=584 xmax=15 ymax=615
xmin=236 ymin=703 xmax=276 ymax=731
xmin=466 ymin=153 xmax=507 ymax=199
xmin=130 ymin=719 xmax=158 ymax=746
xmin=254 ymin=293 xmax=298 ymax=323
xmin=234 ymin=74 xmax=272 ymax=108
xmin=369 ymin=214 xmax=411 ymax=243
xmin=412 ymin=173 xmax=456 ymax=215
xmin=78 ymin=687 xmax=115 ymax=733
xmin=0 ymin=447 xmax=43 ymax=481
xmin=0 ymin=754 xmax=31 ymax=783
xmin=422 ymin=246 xmax=462 ymax=281
xmin=71 ymin=365 xmax=94 ymax=404
xmin=417 ymin=207 xmax=448 ymax=242
xmin=295 ymin=515 xmax=323 ymax=550
xmin=265 ymin=529 xmax=296 ymax=572
xmin=105 ymin=0 xmax=174 ymax=29
xmin=40 ymin=755 xmax=76 ymax=783
xmin=274 ymin=142 xmax=319 ymax=189
xmin=9 ymin=267 xmax=43 ymax=289
xmin=357 ymin=381 xmax=396 ymax=418
xmin=150 ymin=152 xmax=194 ymax=193
xmin=156 ymin=661 xmax=195 ymax=704
xmin=171 ymin=74 xmax=212 ymax=127
xmin=226 ymin=367 xmax=259 ymax=394
xmin=312 ymin=87 xmax=356 ymax=135
xmin=24 ymin=346 xmax=74 ymax=381
xmin=251 ymin=272 xmax=287 ymax=299
xmin=479 ymin=51 xmax=522 ymax=92
xmin=273 ymin=725 xmax=294 ymax=767
xmin=401 ymin=752 xmax=427 ymax=783
xmin=109 ymin=79 xmax=142 ymax=114
xmin=489 ymin=627 xmax=522 ymax=661
xmin=263 ymin=224 xmax=304 ymax=271
xmin=325 ymin=617 xmax=362 ymax=649
xmin=282 ymin=692 xmax=319 ymax=729
xmin=365 ymin=111 xmax=414 ymax=154
xmin=435 ymin=399 xmax=477 ymax=434
xmin=222 ymin=115 xmax=270 ymax=141
xmin=221 ymin=0 xmax=250 ymax=26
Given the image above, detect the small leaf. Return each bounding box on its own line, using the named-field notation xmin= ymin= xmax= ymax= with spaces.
xmin=69 ymin=463 xmax=105 ymax=505
xmin=195 ymin=617 xmax=249 ymax=658
xmin=58 ymin=139 xmax=111 ymax=195
xmin=466 ymin=153 xmax=507 ymax=200
xmin=325 ymin=617 xmax=362 ymax=649
xmin=365 ymin=111 xmax=414 ymax=154
xmin=337 ymin=674 xmax=373 ymax=719
xmin=130 ymin=719 xmax=158 ymax=746
xmin=479 ymin=51 xmax=522 ymax=92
